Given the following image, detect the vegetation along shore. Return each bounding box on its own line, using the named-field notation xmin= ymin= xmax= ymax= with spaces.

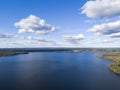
xmin=99 ymin=54 xmax=120 ymax=75
xmin=0 ymin=51 xmax=29 ymax=57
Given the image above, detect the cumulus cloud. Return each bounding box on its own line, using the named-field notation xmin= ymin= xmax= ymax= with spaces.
xmin=15 ymin=15 xmax=57 ymax=34
xmin=62 ymin=34 xmax=84 ymax=44
xmin=87 ymin=20 xmax=120 ymax=37
xmin=81 ymin=0 xmax=120 ymax=18
xmin=108 ymin=32 xmax=120 ymax=38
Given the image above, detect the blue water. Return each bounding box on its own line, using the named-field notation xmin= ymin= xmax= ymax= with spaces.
xmin=0 ymin=52 xmax=120 ymax=90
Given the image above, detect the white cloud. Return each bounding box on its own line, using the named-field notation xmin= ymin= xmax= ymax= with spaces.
xmin=0 ymin=32 xmax=58 ymax=47
xmin=81 ymin=0 xmax=120 ymax=18
xmin=87 ymin=20 xmax=120 ymax=37
xmin=108 ymin=32 xmax=120 ymax=38
xmin=0 ymin=33 xmax=14 ymax=38
xmin=94 ymin=39 xmax=118 ymax=44
xmin=0 ymin=33 xmax=25 ymax=39
xmin=62 ymin=34 xmax=84 ymax=44
xmin=0 ymin=31 xmax=58 ymax=47
xmin=27 ymin=36 xmax=57 ymax=45
xmin=84 ymin=19 xmax=94 ymax=24
xmin=83 ymin=38 xmax=120 ymax=47
xmin=15 ymin=15 xmax=57 ymax=34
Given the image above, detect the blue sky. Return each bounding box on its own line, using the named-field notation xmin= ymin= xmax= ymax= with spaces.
xmin=0 ymin=0 xmax=120 ymax=48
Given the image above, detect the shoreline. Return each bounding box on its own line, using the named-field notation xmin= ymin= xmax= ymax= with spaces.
xmin=98 ymin=54 xmax=120 ymax=75
xmin=0 ymin=51 xmax=29 ymax=57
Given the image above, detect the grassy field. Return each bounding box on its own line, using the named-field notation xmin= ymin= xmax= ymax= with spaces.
xmin=99 ymin=54 xmax=120 ymax=75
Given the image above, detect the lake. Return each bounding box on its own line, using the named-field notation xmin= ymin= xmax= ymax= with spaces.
xmin=0 ymin=52 xmax=120 ymax=90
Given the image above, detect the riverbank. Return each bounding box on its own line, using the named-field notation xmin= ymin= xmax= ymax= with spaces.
xmin=0 ymin=51 xmax=29 ymax=57
xmin=99 ymin=54 xmax=120 ymax=75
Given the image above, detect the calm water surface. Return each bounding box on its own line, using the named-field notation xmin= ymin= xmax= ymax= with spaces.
xmin=0 ymin=52 xmax=120 ymax=90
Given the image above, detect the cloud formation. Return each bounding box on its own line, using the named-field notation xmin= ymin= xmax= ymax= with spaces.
xmin=15 ymin=15 xmax=57 ymax=34
xmin=0 ymin=32 xmax=58 ymax=47
xmin=81 ymin=0 xmax=120 ymax=18
xmin=62 ymin=34 xmax=84 ymax=44
xmin=27 ymin=36 xmax=57 ymax=45
xmin=0 ymin=33 xmax=25 ymax=40
xmin=0 ymin=33 xmax=14 ymax=38
xmin=94 ymin=39 xmax=118 ymax=44
xmin=108 ymin=32 xmax=120 ymax=38
xmin=87 ymin=20 xmax=120 ymax=37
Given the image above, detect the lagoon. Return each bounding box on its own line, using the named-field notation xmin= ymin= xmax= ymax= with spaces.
xmin=0 ymin=52 xmax=120 ymax=90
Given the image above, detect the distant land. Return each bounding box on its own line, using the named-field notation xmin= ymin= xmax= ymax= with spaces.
xmin=0 ymin=48 xmax=120 ymax=56
xmin=0 ymin=47 xmax=120 ymax=52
